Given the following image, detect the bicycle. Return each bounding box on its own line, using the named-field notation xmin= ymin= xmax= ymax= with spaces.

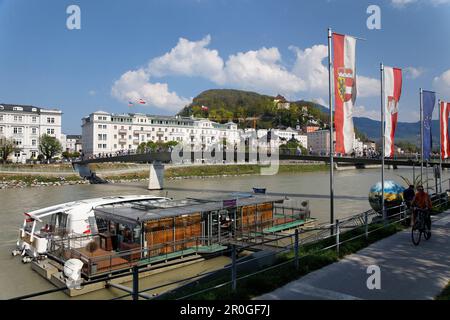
xmin=411 ymin=207 xmax=431 ymax=246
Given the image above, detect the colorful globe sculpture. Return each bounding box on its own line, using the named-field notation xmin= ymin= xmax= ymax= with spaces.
xmin=368 ymin=180 xmax=405 ymax=213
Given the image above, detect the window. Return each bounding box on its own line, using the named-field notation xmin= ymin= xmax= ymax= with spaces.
xmin=114 ymin=144 xmax=117 ymax=149
xmin=14 ymin=151 xmax=21 ymax=157
xmin=13 ymin=127 xmax=23 ymax=134
xmin=13 ymin=139 xmax=22 ymax=146
xmin=114 ymin=126 xmax=117 ymax=130
xmin=0 ymin=115 xmax=3 ymax=121
xmin=103 ymin=144 xmax=107 ymax=148
xmin=114 ymin=134 xmax=117 ymax=139
xmin=47 ymin=128 xmax=55 ymax=135
xmin=31 ymin=127 xmax=37 ymax=135
xmin=13 ymin=115 xmax=23 ymax=122
xmin=13 ymin=106 xmax=23 ymax=111
xmin=98 ymin=144 xmax=102 ymax=149
xmin=32 ymin=116 xmax=37 ymax=123
xmin=31 ymin=151 xmax=37 ymax=158
xmin=0 ymin=127 xmax=3 ymax=134
xmin=32 ymin=139 xmax=36 ymax=146
xmin=47 ymin=117 xmax=55 ymax=124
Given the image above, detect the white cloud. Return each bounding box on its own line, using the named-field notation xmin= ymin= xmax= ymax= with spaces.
xmin=312 ymin=97 xmax=328 ymax=108
xmin=290 ymin=45 xmax=328 ymax=95
xmin=391 ymin=0 xmax=417 ymax=7
xmin=111 ymin=69 xmax=191 ymax=111
xmin=148 ymin=35 xmax=225 ymax=83
xmin=111 ymin=35 xmax=380 ymax=111
xmin=404 ymin=66 xmax=425 ymax=79
xmin=88 ymin=90 xmax=96 ymax=96
xmin=433 ymin=69 xmax=450 ymax=99
xmin=357 ymin=76 xmax=380 ymax=98
xmin=391 ymin=0 xmax=450 ymax=7
xmin=353 ymin=105 xmax=380 ymax=120
xmin=223 ymin=47 xmax=305 ymax=95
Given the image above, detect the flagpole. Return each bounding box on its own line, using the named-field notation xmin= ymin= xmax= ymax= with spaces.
xmin=420 ymin=88 xmax=424 ymax=185
xmin=327 ymin=27 xmax=335 ymax=233
xmin=439 ymin=99 xmax=443 ymax=193
xmin=380 ymin=63 xmax=386 ymax=222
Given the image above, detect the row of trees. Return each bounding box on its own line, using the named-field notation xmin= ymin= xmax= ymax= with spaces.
xmin=136 ymin=140 xmax=179 ymax=154
xmin=0 ymin=134 xmax=63 ymax=163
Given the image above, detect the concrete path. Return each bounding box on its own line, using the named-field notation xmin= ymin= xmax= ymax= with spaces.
xmin=256 ymin=212 xmax=450 ymax=300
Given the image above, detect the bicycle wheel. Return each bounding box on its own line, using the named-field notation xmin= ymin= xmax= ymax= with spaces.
xmin=424 ymin=224 xmax=431 ymax=240
xmin=411 ymin=223 xmax=421 ymax=246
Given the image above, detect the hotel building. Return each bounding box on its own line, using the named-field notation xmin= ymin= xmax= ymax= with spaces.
xmin=81 ymin=111 xmax=241 ymax=156
xmin=0 ymin=103 xmax=63 ymax=162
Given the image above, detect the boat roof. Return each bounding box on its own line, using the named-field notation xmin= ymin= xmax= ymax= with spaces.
xmin=94 ymin=193 xmax=285 ymax=226
xmin=26 ymin=195 xmax=168 ymax=222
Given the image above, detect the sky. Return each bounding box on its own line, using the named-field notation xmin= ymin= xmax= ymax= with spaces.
xmin=1 ymin=0 xmax=450 ymax=134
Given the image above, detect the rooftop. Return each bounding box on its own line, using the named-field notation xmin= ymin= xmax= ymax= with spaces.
xmin=0 ymin=103 xmax=61 ymax=114
xmin=94 ymin=193 xmax=285 ymax=225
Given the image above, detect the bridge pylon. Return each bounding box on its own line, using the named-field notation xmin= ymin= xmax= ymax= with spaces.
xmin=148 ymin=161 xmax=165 ymax=190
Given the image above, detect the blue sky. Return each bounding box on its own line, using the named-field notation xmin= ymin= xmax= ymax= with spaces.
xmin=1 ymin=0 xmax=450 ymax=134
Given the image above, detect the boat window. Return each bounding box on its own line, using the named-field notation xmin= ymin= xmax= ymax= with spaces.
xmin=88 ymin=216 xmax=98 ymax=234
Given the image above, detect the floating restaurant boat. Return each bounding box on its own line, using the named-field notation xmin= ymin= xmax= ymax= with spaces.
xmin=12 ymin=193 xmax=314 ymax=294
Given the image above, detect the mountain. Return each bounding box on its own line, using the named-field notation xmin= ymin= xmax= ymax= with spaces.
xmin=177 ymin=89 xmax=329 ymax=129
xmin=353 ymin=117 xmax=439 ymax=144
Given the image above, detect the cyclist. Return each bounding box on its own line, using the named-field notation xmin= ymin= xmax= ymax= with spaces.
xmin=410 ymin=185 xmax=432 ymax=229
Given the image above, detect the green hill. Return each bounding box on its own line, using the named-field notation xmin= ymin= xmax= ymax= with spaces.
xmin=177 ymin=89 xmax=329 ymax=129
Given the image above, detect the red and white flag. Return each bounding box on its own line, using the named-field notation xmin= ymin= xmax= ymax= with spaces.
xmin=440 ymin=101 xmax=450 ymax=159
xmin=333 ymin=33 xmax=357 ymax=154
xmin=383 ymin=67 xmax=402 ymax=158
xmin=138 ymin=98 xmax=146 ymax=104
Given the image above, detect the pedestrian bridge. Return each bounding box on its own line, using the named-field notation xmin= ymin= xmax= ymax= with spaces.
xmin=72 ymin=151 xmax=446 ymax=190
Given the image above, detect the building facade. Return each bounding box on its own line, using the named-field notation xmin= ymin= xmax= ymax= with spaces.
xmin=0 ymin=103 xmax=63 ymax=162
xmin=81 ymin=111 xmax=241 ymax=156
xmin=306 ymin=129 xmax=333 ymax=155
xmin=65 ymin=135 xmax=83 ymax=153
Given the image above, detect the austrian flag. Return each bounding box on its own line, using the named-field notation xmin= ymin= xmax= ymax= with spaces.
xmin=333 ymin=33 xmax=357 ymax=154
xmin=383 ymin=67 xmax=402 ymax=158
xmin=440 ymin=101 xmax=450 ymax=159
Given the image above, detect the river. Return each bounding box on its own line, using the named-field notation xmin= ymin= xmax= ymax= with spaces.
xmin=0 ymin=167 xmax=445 ymax=299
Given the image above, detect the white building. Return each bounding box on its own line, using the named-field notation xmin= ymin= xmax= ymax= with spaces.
xmin=307 ymin=129 xmax=333 ymax=155
xmin=65 ymin=135 xmax=83 ymax=153
xmin=274 ymin=94 xmax=290 ymax=110
xmin=272 ymin=128 xmax=307 ymax=148
xmin=81 ymin=111 xmax=240 ymax=157
xmin=0 ymin=103 xmax=63 ymax=162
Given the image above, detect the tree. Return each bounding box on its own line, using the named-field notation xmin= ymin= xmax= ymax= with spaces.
xmin=137 ymin=142 xmax=147 ymax=154
xmin=0 ymin=137 xmax=18 ymax=163
xmin=39 ymin=134 xmax=62 ymax=160
xmin=279 ymin=139 xmax=307 ymax=155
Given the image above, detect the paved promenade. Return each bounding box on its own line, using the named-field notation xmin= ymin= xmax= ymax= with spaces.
xmin=256 ymin=212 xmax=450 ymax=300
